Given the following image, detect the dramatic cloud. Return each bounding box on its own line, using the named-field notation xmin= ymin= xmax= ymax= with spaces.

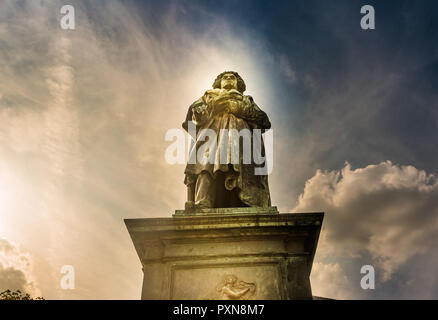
xmin=1 ymin=0 xmax=437 ymax=299
xmin=311 ymin=262 xmax=350 ymax=300
xmin=0 ymin=0 xmax=280 ymax=299
xmin=296 ymin=161 xmax=438 ymax=299
xmin=0 ymin=238 xmax=40 ymax=296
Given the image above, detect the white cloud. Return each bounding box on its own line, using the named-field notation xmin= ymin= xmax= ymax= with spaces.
xmin=294 ymin=161 xmax=438 ymax=298
xmin=0 ymin=238 xmax=41 ymax=297
xmin=311 ymin=262 xmax=350 ymax=299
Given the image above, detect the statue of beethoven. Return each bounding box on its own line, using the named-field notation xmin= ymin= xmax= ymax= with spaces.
xmin=182 ymin=71 xmax=272 ymax=209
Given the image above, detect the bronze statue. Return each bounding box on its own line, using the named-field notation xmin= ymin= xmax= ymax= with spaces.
xmin=183 ymin=71 xmax=272 ymax=209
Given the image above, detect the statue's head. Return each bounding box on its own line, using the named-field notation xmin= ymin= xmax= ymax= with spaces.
xmin=213 ymin=71 xmax=246 ymax=93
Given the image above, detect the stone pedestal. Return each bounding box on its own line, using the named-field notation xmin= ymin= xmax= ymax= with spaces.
xmin=124 ymin=207 xmax=323 ymax=300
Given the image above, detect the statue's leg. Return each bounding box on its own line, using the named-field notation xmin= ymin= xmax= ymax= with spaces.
xmin=194 ymin=171 xmax=216 ymax=208
xmin=187 ymin=183 xmax=195 ymax=202
xmin=184 ymin=184 xmax=195 ymax=210
xmin=184 ymin=174 xmax=196 ymax=210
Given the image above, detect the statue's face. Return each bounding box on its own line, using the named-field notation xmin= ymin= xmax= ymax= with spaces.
xmin=220 ymin=73 xmax=238 ymax=91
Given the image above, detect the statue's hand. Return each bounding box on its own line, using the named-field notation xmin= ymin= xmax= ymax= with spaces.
xmin=192 ymin=103 xmax=211 ymax=125
xmin=212 ymin=95 xmax=228 ymax=112
xmin=212 ymin=92 xmax=244 ymax=115
xmin=225 ymin=100 xmax=244 ymax=116
xmin=213 ymin=91 xmax=241 ymax=104
xmin=213 ymin=94 xmax=230 ymax=105
xmin=193 ymin=104 xmax=208 ymax=115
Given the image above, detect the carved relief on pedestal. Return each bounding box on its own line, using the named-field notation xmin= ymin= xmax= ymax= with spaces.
xmin=216 ymin=274 xmax=256 ymax=300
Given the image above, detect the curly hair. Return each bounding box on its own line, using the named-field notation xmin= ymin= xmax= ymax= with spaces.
xmin=212 ymin=71 xmax=246 ymax=93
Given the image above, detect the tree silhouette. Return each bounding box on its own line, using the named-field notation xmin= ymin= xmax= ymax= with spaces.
xmin=0 ymin=289 xmax=44 ymax=300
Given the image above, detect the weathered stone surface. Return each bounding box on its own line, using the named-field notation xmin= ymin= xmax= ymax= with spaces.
xmin=125 ymin=210 xmax=323 ymax=300
xmin=175 ymin=206 xmax=279 ymax=216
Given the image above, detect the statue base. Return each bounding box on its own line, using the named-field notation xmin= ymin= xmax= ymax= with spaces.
xmin=125 ymin=207 xmax=323 ymax=300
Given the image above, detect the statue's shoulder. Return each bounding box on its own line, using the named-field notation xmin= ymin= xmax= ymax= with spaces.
xmin=242 ymin=95 xmax=264 ymax=112
xmin=190 ymin=96 xmax=204 ymax=107
xmin=204 ymin=88 xmax=223 ymax=96
xmin=243 ymin=95 xmax=255 ymax=103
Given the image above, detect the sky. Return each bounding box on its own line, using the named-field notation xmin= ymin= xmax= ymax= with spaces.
xmin=0 ymin=0 xmax=437 ymax=299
